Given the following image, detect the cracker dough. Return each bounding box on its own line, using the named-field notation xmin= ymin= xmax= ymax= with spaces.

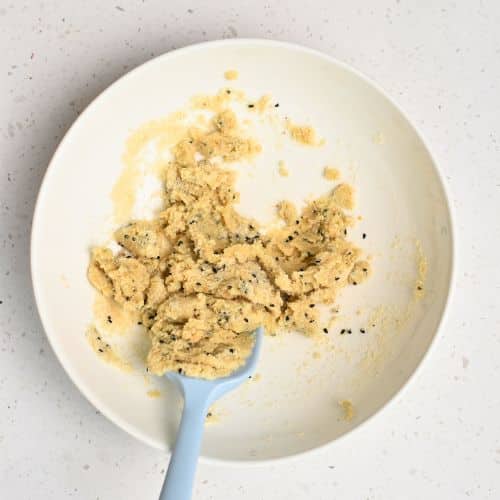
xmin=224 ymin=70 xmax=239 ymax=81
xmin=287 ymin=121 xmax=320 ymax=146
xmin=88 ymin=107 xmax=370 ymax=379
xmin=323 ymin=166 xmax=340 ymax=181
xmin=339 ymin=399 xmax=355 ymax=421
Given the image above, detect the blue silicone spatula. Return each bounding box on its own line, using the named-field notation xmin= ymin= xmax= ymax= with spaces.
xmin=159 ymin=327 xmax=264 ymax=500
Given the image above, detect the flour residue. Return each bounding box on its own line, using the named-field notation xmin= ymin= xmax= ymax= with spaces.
xmin=415 ymin=239 xmax=427 ymax=299
xmin=86 ymin=327 xmax=133 ymax=372
xmin=112 ymin=112 xmax=189 ymax=225
xmin=93 ymin=293 xmax=139 ymax=336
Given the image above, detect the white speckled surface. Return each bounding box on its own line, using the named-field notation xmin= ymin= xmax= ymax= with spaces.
xmin=1 ymin=1 xmax=499 ymax=498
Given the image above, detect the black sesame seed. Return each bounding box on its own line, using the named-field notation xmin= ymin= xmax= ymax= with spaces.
xmin=348 ymin=329 xmax=352 ymax=334
xmin=229 ymin=348 xmax=235 ymax=353
xmin=107 ymin=315 xmax=112 ymax=324
xmin=248 ymin=104 xmax=254 ymax=108
xmin=98 ymin=348 xmax=104 ymax=353
xmin=335 ymin=277 xmax=340 ymax=281
xmin=352 ymin=281 xmax=357 ymax=286
xmin=227 ymin=285 xmax=233 ymax=289
xmin=309 ymin=304 xmax=315 ymax=308
xmin=269 ymin=303 xmax=275 ymax=307
xmin=362 ymin=233 xmax=367 ymax=239
xmin=417 ymin=286 xmax=423 ymax=290
xmin=178 ymin=368 xmax=182 ymax=374
xmin=360 ymin=328 xmax=366 ymax=334
xmin=323 ymin=328 xmax=329 ymax=333
xmin=244 ymin=318 xmax=249 ymax=323
xmin=285 ymin=315 xmax=290 ymax=321
xmin=274 ymin=103 xmax=279 ymax=107
xmin=340 ymin=329 xmax=346 ymax=334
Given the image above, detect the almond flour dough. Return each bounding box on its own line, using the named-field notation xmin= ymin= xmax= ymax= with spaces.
xmin=224 ymin=69 xmax=239 ymax=81
xmin=323 ymin=166 xmax=340 ymax=181
xmin=88 ymin=107 xmax=370 ymax=379
xmin=287 ymin=121 xmax=320 ymax=146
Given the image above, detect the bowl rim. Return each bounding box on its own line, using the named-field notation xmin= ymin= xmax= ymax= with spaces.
xmin=30 ymin=37 xmax=456 ymax=467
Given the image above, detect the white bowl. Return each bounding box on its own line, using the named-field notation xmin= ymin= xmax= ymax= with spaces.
xmin=31 ymin=39 xmax=454 ymax=464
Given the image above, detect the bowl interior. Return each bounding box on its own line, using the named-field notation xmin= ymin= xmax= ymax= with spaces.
xmin=31 ymin=40 xmax=453 ymax=462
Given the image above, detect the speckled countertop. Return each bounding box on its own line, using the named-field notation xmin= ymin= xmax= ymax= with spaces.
xmin=1 ymin=1 xmax=500 ymax=499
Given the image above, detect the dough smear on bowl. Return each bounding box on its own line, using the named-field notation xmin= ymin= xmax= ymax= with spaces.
xmin=88 ymin=106 xmax=370 ymax=379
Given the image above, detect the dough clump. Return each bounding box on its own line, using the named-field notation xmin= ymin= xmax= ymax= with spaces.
xmin=88 ymin=109 xmax=370 ymax=378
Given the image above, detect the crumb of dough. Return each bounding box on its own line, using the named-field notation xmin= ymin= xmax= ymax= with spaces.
xmin=224 ymin=70 xmax=239 ymax=81
xmin=254 ymin=94 xmax=271 ymax=114
xmin=88 ymin=104 xmax=370 ymax=379
xmin=348 ymin=260 xmax=371 ymax=286
xmin=86 ymin=327 xmax=132 ymax=372
xmin=331 ymin=183 xmax=355 ymax=210
xmin=278 ymin=160 xmax=289 ymax=177
xmin=323 ymin=166 xmax=340 ymax=181
xmin=339 ymin=399 xmax=355 ymax=421
xmin=147 ymin=390 xmax=161 ymax=398
xmin=287 ymin=122 xmax=319 ymax=146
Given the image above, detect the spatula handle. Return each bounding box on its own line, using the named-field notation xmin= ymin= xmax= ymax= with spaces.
xmin=159 ymin=393 xmax=209 ymax=500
